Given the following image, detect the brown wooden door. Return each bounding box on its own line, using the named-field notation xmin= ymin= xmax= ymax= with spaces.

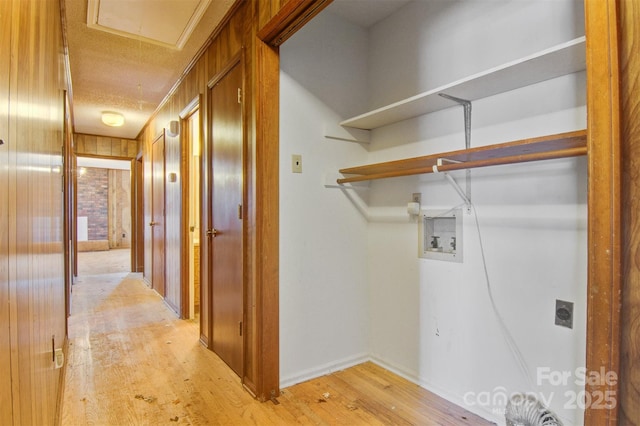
xmin=0 ymin=0 xmax=12 ymax=420
xmin=209 ymin=62 xmax=243 ymax=375
xmin=151 ymin=135 xmax=166 ymax=297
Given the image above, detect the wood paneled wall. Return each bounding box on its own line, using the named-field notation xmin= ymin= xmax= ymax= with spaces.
xmin=1 ymin=0 xmax=68 ymax=424
xmin=74 ymin=133 xmax=138 ymax=158
xmin=138 ymin=0 xmax=299 ymax=400
xmin=619 ymin=0 xmax=640 ymax=423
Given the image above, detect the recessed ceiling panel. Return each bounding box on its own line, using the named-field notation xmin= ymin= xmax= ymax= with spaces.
xmin=87 ymin=0 xmax=211 ymax=49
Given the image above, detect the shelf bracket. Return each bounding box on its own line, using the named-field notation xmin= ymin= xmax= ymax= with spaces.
xmin=437 ymin=158 xmax=464 ymax=165
xmin=325 ymin=173 xmax=370 ymax=189
xmin=439 ymin=93 xmax=472 ymax=213
xmin=324 ymin=123 xmax=371 ymax=144
xmin=444 ymin=172 xmax=471 ymax=206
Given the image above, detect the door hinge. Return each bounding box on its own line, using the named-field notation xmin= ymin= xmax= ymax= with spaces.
xmin=238 ymin=203 xmax=243 ymax=220
xmin=237 ymin=88 xmax=242 ymax=104
xmin=239 ymin=321 xmax=243 ymax=336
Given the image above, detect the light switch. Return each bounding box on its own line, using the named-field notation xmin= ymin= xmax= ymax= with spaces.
xmin=292 ymin=154 xmax=302 ymax=173
xmin=54 ymin=348 xmax=64 ymax=369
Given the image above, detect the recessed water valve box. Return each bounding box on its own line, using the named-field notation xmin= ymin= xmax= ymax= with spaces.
xmin=419 ymin=209 xmax=463 ymax=262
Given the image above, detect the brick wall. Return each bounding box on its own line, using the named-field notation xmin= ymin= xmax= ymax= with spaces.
xmin=77 ymin=167 xmax=108 ymax=240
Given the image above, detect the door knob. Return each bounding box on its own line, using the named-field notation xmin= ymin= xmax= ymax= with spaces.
xmin=206 ymin=228 xmax=219 ymax=237
xmin=149 ymin=221 xmax=157 ymax=227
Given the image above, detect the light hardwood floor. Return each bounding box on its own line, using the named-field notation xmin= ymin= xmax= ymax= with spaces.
xmin=77 ymin=248 xmax=131 ymax=275
xmin=62 ymin=262 xmax=493 ymax=425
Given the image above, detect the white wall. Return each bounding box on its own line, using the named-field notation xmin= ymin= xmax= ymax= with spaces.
xmin=279 ymin=11 xmax=371 ymax=386
xmin=280 ymin=1 xmax=587 ymax=424
xmin=367 ymin=105 xmax=587 ymax=425
xmin=367 ymin=1 xmax=586 ymax=424
xmin=368 ymin=0 xmax=585 ymax=109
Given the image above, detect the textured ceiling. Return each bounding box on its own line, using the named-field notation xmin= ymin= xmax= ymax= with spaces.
xmin=65 ymin=0 xmax=409 ymax=140
xmin=65 ymin=0 xmax=235 ymax=139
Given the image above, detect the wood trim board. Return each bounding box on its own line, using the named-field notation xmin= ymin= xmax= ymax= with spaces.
xmin=584 ymin=0 xmax=621 ymax=424
xmin=618 ymin=0 xmax=640 ymax=422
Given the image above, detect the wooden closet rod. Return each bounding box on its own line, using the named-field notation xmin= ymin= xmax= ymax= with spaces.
xmin=337 ymin=146 xmax=587 ymax=184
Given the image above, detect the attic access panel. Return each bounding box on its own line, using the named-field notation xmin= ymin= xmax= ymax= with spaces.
xmin=87 ymin=0 xmax=212 ymax=49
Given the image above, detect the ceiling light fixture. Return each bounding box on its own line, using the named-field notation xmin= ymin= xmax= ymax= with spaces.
xmin=101 ymin=111 xmax=125 ymax=127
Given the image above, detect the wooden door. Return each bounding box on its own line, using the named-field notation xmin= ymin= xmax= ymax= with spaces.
xmin=151 ymin=135 xmax=166 ymax=297
xmin=0 ymin=0 xmax=12 ymax=420
xmin=210 ymin=62 xmax=243 ymax=375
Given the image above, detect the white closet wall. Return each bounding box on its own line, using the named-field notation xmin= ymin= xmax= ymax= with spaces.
xmin=279 ymin=12 xmax=371 ymax=386
xmin=280 ymin=1 xmax=587 ymax=424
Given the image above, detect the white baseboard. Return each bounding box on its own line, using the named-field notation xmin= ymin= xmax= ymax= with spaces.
xmin=280 ymin=352 xmax=369 ymax=389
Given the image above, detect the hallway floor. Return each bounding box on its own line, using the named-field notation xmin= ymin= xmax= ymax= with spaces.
xmin=61 ymin=254 xmax=492 ymax=425
xmin=77 ymin=248 xmax=131 ymax=275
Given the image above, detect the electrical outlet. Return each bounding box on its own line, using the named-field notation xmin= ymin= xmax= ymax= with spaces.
xmin=292 ymin=154 xmax=302 ymax=173
xmin=555 ymin=299 xmax=574 ymax=329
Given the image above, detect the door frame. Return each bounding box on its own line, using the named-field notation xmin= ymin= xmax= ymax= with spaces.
xmin=132 ymin=153 xmax=144 ymax=273
xmin=72 ymin=153 xmax=135 ymax=273
xmin=180 ymin=95 xmax=202 ymax=319
xmin=150 ymin=131 xmax=166 ymax=297
xmin=583 ymin=1 xmax=622 ymax=424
